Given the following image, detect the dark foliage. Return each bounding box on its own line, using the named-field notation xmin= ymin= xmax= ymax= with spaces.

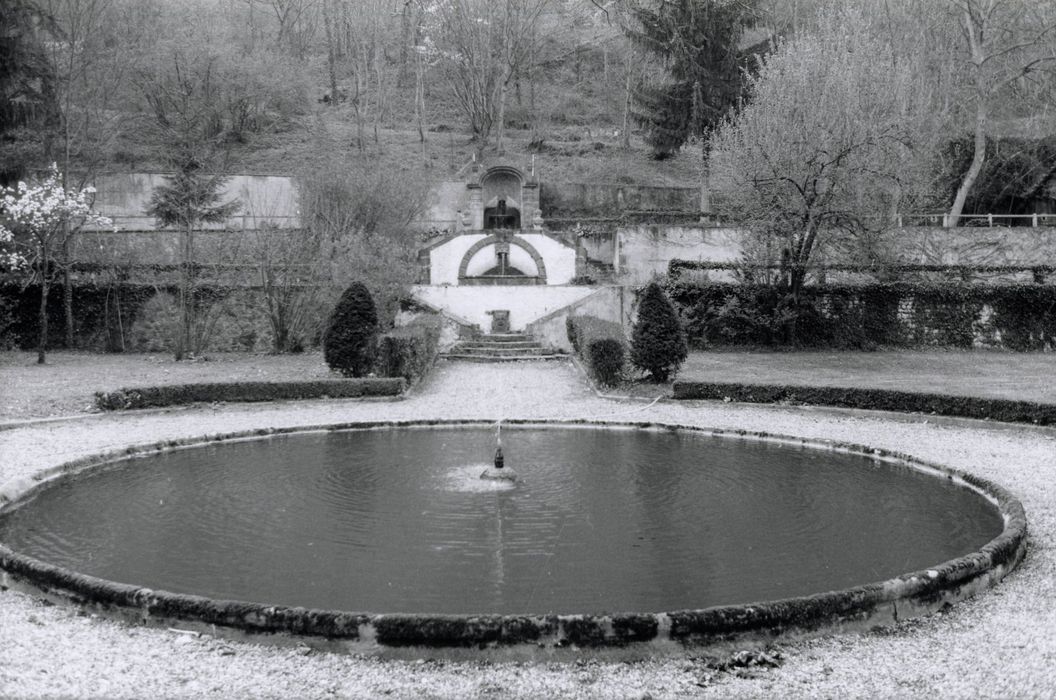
xmin=1 ymin=281 xmax=162 ymax=351
xmin=376 ymin=316 xmax=441 ymax=385
xmin=0 ymin=0 xmax=61 ymax=185
xmin=323 ymin=282 xmax=379 ymax=377
xmin=671 ymin=381 xmax=1056 ymax=426
xmin=588 ymin=338 xmax=626 ymax=387
xmin=667 ymin=279 xmax=1056 ymax=351
xmin=625 ymin=0 xmax=757 ymax=158
xmin=631 ymin=281 xmax=687 ymax=382
xmin=940 ymin=135 xmax=1056 ymax=218
xmin=94 ymin=378 xmax=403 ymax=410
xmin=567 ymin=315 xmax=627 ymax=387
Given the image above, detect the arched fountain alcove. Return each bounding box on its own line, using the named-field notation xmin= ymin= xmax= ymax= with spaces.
xmin=481 ymin=167 xmax=524 ymax=230
xmin=457 ymin=233 xmax=547 ymax=285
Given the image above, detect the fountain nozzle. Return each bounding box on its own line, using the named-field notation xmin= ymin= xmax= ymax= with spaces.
xmin=481 ymin=424 xmax=515 ymax=482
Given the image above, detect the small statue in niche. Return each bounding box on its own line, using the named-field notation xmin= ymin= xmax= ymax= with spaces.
xmin=532 ymin=208 xmax=544 ymax=231
xmin=461 ymin=209 xmax=473 ymax=230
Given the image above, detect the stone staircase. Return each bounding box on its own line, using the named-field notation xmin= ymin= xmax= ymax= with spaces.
xmin=441 ymin=332 xmax=567 ymax=362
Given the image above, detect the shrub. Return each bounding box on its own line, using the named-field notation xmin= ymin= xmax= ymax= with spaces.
xmin=128 ymin=292 xmax=181 ymax=352
xmin=94 ymin=379 xmax=404 ymax=410
xmin=665 ymin=275 xmax=1056 ymax=350
xmin=376 ymin=317 xmax=441 ymax=385
xmin=323 ymin=282 xmax=379 ymax=377
xmin=631 ymin=281 xmax=687 ymax=382
xmin=568 ymin=315 xmax=627 ymax=387
xmin=670 ymin=380 xmax=1056 ymax=425
xmin=588 ymin=338 xmax=626 ymax=387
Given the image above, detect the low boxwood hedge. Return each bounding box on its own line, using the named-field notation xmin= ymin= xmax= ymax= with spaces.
xmin=95 ymin=378 xmax=405 ymax=411
xmin=376 ymin=318 xmax=441 ymax=385
xmin=567 ymin=315 xmax=627 ymax=387
xmin=671 ymin=381 xmax=1056 ymax=425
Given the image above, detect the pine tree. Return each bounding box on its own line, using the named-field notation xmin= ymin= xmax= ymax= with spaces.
xmin=324 ymin=282 xmax=379 ymax=377
xmin=147 ymin=152 xmax=240 ymax=360
xmin=625 ymin=0 xmax=756 ymax=159
xmin=631 ymin=281 xmax=687 ymax=382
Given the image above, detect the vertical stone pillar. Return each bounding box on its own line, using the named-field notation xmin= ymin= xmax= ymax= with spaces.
xmin=522 ymin=182 xmax=540 ymax=231
xmin=467 ymin=184 xmax=483 ymax=231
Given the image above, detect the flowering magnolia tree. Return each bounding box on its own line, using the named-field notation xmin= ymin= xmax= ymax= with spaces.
xmin=0 ymin=164 xmax=113 ymax=363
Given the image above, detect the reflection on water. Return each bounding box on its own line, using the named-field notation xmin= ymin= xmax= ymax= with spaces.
xmin=0 ymin=426 xmax=1003 ymax=615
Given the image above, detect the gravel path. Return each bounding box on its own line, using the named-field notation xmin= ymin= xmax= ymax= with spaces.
xmin=1 ymin=359 xmax=1054 ymax=698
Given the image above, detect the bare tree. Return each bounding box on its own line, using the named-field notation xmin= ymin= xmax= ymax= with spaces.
xmin=39 ymin=0 xmax=129 ymax=347
xmin=943 ymin=0 xmax=1056 ymax=226
xmin=709 ymin=7 xmax=932 ymax=322
xmin=494 ymin=0 xmax=551 ymax=153
xmin=239 ymin=0 xmax=319 ymax=60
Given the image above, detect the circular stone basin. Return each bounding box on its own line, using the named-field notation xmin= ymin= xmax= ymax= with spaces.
xmin=0 ymin=423 xmax=1007 ymax=619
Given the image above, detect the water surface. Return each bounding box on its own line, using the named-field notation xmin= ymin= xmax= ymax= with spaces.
xmin=0 ymin=426 xmax=1002 ymax=615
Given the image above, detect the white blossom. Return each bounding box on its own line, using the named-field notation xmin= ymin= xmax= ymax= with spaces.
xmin=0 ymin=163 xmax=114 ymax=273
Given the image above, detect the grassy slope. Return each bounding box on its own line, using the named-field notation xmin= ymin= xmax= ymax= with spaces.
xmin=97 ymin=65 xmax=702 ymax=187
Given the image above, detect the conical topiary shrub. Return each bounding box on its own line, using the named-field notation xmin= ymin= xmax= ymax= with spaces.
xmin=631 ymin=281 xmax=688 ymax=382
xmin=324 ymin=282 xmax=379 ymax=377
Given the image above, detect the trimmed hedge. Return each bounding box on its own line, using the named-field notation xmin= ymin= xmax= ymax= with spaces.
xmin=376 ymin=318 xmax=441 ymax=385
xmin=667 ymin=279 xmax=1056 ymax=350
xmin=672 ymin=381 xmax=1056 ymax=425
xmin=567 ymin=315 xmax=627 ymax=386
xmin=587 ymin=338 xmax=626 ymax=387
xmin=94 ymin=379 xmax=404 ymax=410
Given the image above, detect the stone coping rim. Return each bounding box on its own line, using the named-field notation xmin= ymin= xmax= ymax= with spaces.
xmin=0 ymin=418 xmax=1028 ymax=654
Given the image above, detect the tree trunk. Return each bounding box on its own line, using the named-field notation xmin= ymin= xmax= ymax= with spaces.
xmin=415 ymin=51 xmax=426 ymax=147
xmin=699 ymin=141 xmax=710 ymax=216
xmin=176 ymin=226 xmax=195 ymax=361
xmin=949 ymin=8 xmax=989 ymax=228
xmin=323 ymin=0 xmax=339 ymax=106
xmin=397 ymin=2 xmax=412 ymax=88
xmin=496 ymin=71 xmax=510 ymax=154
xmin=38 ymin=276 xmax=49 ymax=365
xmin=372 ymin=19 xmax=383 ymax=145
xmin=621 ymin=55 xmax=633 ymax=149
xmin=948 ymin=102 xmax=987 ymax=228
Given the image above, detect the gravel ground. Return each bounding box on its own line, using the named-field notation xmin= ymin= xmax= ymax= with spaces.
xmin=1 ymin=359 xmax=1054 ymax=698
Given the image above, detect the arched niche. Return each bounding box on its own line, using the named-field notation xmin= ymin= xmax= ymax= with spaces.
xmin=458 ymin=234 xmax=547 ymax=285
xmin=481 ymin=167 xmax=524 ymax=230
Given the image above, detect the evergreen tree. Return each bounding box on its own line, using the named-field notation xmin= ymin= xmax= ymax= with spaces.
xmin=0 ymin=0 xmax=61 ymax=185
xmin=631 ymin=281 xmax=687 ymax=382
xmin=324 ymin=282 xmax=379 ymax=377
xmin=147 ymin=152 xmax=240 ymax=360
xmin=625 ymin=0 xmax=757 ymax=159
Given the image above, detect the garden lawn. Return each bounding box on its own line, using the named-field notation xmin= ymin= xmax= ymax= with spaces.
xmin=5 ymin=349 xmax=1055 ymax=422
xmin=0 ymin=351 xmax=334 ymax=421
xmin=621 ymin=350 xmax=1056 ymax=404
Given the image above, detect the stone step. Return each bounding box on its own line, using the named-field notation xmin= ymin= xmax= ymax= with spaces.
xmin=476 ymin=333 xmax=531 ymax=343
xmin=449 ymin=346 xmax=552 ymax=356
xmin=442 ymin=333 xmax=566 ymax=362
xmin=441 ymin=352 xmax=569 ymax=362
xmin=456 ymin=341 xmax=543 ymax=351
